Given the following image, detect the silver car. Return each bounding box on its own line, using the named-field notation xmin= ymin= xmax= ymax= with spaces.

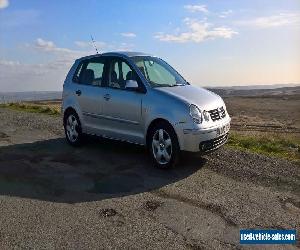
xmin=62 ymin=52 xmax=231 ymax=168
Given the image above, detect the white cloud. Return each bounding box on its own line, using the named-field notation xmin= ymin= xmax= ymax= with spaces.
xmin=184 ymin=4 xmax=208 ymax=13
xmin=0 ymin=38 xmax=137 ymax=91
xmin=35 ymin=38 xmax=79 ymax=55
xmin=1 ymin=39 xmax=82 ymax=91
xmin=35 ymin=38 xmax=56 ymax=51
xmin=0 ymin=59 xmax=69 ymax=91
xmin=75 ymin=40 xmax=106 ymax=49
xmin=0 ymin=60 xmax=20 ymax=66
xmin=155 ymin=18 xmax=237 ymax=43
xmin=33 ymin=38 xmax=90 ymax=64
xmin=0 ymin=39 xmax=91 ymax=91
xmin=120 ymin=32 xmax=137 ymax=38
xmin=219 ymin=10 xmax=233 ymax=18
xmin=0 ymin=0 xmax=9 ymax=9
xmin=75 ymin=40 xmax=134 ymax=52
xmin=35 ymin=38 xmax=135 ymax=57
xmin=236 ymin=12 xmax=300 ymax=29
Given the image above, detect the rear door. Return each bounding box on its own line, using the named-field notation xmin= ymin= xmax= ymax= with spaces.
xmin=70 ymin=57 xmax=108 ymax=134
xmin=100 ymin=57 xmax=145 ymax=144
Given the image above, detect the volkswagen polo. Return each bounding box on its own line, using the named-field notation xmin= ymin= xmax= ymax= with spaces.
xmin=62 ymin=52 xmax=231 ymax=168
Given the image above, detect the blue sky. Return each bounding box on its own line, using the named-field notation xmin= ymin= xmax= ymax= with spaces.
xmin=0 ymin=0 xmax=299 ymax=91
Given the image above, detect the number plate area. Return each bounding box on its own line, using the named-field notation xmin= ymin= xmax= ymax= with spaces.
xmin=216 ymin=123 xmax=230 ymax=136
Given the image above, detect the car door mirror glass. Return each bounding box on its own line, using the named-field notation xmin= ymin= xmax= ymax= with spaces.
xmin=125 ymin=80 xmax=139 ymax=90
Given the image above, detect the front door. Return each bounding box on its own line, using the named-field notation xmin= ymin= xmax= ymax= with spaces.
xmin=100 ymin=57 xmax=145 ymax=144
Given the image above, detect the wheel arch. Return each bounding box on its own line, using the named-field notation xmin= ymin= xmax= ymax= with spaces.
xmin=146 ymin=118 xmax=179 ymax=148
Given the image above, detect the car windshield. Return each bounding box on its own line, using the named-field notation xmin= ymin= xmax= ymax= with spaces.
xmin=132 ymin=56 xmax=188 ymax=87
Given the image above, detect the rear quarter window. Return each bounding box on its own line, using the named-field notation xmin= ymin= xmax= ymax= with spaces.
xmin=72 ymin=62 xmax=84 ymax=83
xmin=72 ymin=58 xmax=106 ymax=86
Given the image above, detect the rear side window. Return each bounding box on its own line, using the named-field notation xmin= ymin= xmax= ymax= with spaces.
xmin=73 ymin=58 xmax=106 ymax=86
xmin=86 ymin=62 xmax=104 ymax=83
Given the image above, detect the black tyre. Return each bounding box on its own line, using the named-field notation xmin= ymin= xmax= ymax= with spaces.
xmin=64 ymin=110 xmax=83 ymax=146
xmin=147 ymin=121 xmax=180 ymax=169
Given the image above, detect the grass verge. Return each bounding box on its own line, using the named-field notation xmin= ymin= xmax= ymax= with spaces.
xmin=0 ymin=102 xmax=60 ymax=116
xmin=227 ymin=132 xmax=300 ymax=163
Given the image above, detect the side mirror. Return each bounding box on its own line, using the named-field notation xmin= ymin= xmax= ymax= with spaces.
xmin=125 ymin=80 xmax=139 ymax=90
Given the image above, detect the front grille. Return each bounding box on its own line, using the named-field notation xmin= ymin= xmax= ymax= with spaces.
xmin=208 ymin=106 xmax=226 ymax=121
xmin=199 ymin=133 xmax=228 ymax=153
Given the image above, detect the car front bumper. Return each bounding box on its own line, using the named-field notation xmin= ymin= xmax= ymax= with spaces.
xmin=178 ymin=118 xmax=231 ymax=152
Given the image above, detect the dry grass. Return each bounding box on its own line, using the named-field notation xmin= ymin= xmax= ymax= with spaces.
xmin=0 ymin=102 xmax=61 ymax=115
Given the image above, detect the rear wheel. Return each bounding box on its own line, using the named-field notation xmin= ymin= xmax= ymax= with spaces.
xmin=148 ymin=121 xmax=180 ymax=169
xmin=64 ymin=110 xmax=83 ymax=146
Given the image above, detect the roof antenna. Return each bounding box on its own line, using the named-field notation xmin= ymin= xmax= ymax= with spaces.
xmin=90 ymin=35 xmax=99 ymax=54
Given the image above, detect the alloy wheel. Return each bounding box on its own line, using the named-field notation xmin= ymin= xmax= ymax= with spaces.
xmin=66 ymin=114 xmax=79 ymax=143
xmin=152 ymin=129 xmax=172 ymax=164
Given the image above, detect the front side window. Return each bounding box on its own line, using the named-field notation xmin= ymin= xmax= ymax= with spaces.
xmin=108 ymin=58 xmax=139 ymax=90
xmin=132 ymin=56 xmax=187 ymax=87
xmin=73 ymin=58 xmax=105 ymax=86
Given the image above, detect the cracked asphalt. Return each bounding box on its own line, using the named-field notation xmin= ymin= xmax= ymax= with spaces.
xmin=0 ymin=108 xmax=299 ymax=249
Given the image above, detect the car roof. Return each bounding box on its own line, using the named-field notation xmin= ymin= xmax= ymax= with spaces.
xmin=78 ymin=51 xmax=152 ymax=61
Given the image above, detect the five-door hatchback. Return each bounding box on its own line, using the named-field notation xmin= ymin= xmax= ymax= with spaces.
xmin=62 ymin=52 xmax=231 ymax=168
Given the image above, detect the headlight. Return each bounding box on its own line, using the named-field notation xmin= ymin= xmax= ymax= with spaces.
xmin=189 ymin=104 xmax=203 ymax=124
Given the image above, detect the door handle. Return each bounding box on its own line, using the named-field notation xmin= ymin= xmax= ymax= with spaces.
xmin=104 ymin=94 xmax=110 ymax=101
xmin=75 ymin=90 xmax=81 ymax=96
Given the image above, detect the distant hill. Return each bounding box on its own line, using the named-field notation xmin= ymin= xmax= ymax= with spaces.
xmin=207 ymin=86 xmax=300 ymax=97
xmin=206 ymin=83 xmax=300 ymax=90
xmin=0 ymin=91 xmax=62 ymax=104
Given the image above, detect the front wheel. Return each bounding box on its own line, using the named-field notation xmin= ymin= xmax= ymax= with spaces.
xmin=64 ymin=111 xmax=83 ymax=146
xmin=148 ymin=122 xmax=180 ymax=169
